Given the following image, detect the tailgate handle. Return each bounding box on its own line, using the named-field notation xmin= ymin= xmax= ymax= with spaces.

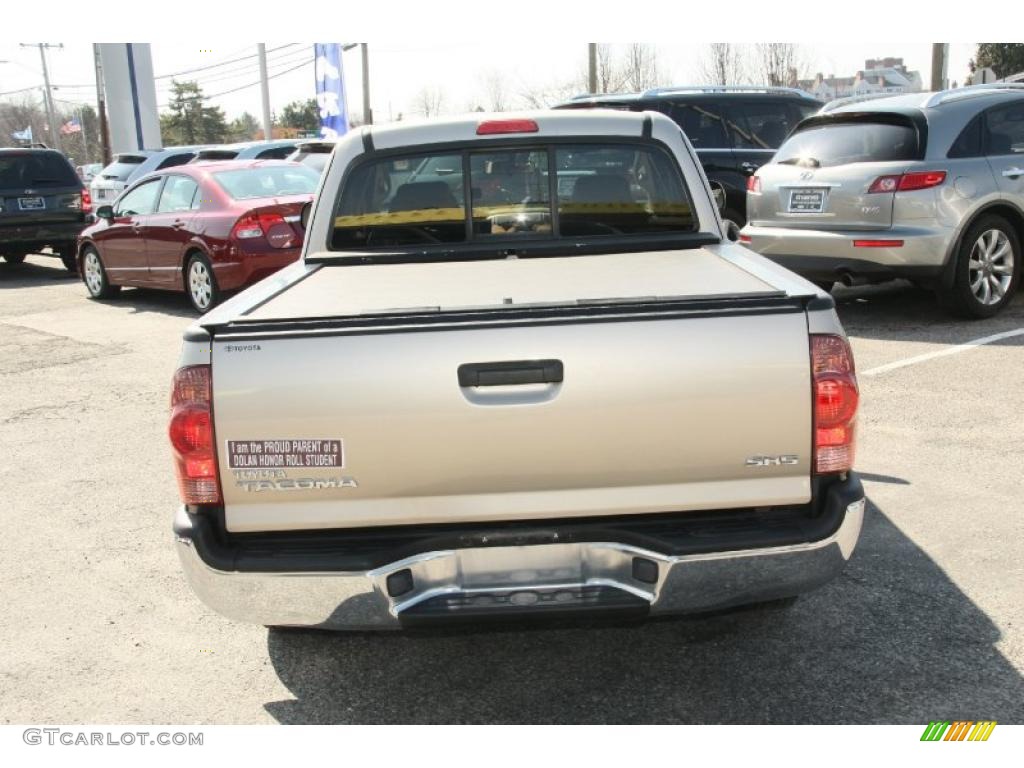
xmin=458 ymin=359 xmax=563 ymax=387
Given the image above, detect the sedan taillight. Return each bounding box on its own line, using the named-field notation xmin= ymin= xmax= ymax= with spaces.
xmin=230 ymin=211 xmax=295 ymax=248
xmin=747 ymin=175 xmax=762 ymax=193
xmin=169 ymin=365 xmax=221 ymax=505
xmin=811 ymin=335 xmax=859 ymax=474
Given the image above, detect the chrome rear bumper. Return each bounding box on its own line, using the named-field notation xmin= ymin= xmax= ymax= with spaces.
xmin=174 ymin=494 xmax=865 ymax=630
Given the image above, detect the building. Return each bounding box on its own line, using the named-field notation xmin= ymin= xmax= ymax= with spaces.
xmin=796 ymin=57 xmax=924 ymax=101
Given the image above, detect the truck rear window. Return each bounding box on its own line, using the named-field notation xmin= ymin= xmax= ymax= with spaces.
xmin=774 ymin=118 xmax=920 ymax=168
xmin=331 ymin=142 xmax=696 ymax=250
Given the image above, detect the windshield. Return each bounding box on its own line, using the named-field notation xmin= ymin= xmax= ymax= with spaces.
xmin=213 ymin=165 xmax=319 ymax=199
xmin=775 ymin=119 xmax=919 ymax=168
xmin=331 ymin=142 xmax=696 ymax=251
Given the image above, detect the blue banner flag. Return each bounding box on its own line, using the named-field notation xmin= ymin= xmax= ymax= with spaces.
xmin=314 ymin=44 xmax=349 ymax=139
xmin=12 ymin=126 xmax=33 ymax=142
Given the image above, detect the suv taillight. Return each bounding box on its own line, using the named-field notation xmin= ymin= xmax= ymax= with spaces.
xmin=169 ymin=365 xmax=221 ymax=504
xmin=811 ymin=335 xmax=859 ymax=474
xmin=868 ymin=171 xmax=946 ymax=193
xmin=81 ymin=188 xmax=92 ymax=214
xmin=747 ymin=175 xmax=761 ymax=193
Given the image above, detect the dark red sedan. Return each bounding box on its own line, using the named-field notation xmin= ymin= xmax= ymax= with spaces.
xmin=77 ymin=160 xmax=318 ymax=312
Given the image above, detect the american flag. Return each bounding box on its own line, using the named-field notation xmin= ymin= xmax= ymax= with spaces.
xmin=60 ymin=117 xmax=82 ymax=135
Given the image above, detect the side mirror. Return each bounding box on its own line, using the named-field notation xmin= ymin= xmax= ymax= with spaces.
xmin=96 ymin=205 xmax=114 ymax=221
xmin=711 ymin=186 xmax=726 ymax=212
xmin=299 ymin=201 xmax=312 ymax=230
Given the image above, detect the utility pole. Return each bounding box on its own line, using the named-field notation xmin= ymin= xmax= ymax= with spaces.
xmin=257 ymin=43 xmax=273 ymax=141
xmin=21 ymin=43 xmax=62 ymax=151
xmin=931 ymin=43 xmax=949 ymax=91
xmin=93 ymin=44 xmax=111 ymax=164
xmin=360 ymin=43 xmax=372 ymax=125
xmin=588 ymin=43 xmax=597 ymax=94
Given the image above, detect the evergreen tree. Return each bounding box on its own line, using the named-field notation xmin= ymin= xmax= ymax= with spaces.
xmin=974 ymin=44 xmax=1024 ymax=79
xmin=161 ymin=80 xmax=228 ymax=145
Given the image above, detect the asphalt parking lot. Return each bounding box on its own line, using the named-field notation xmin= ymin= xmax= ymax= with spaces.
xmin=1 ymin=253 xmax=1022 ymax=724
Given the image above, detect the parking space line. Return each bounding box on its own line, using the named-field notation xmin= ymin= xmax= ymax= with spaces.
xmin=861 ymin=328 xmax=1024 ymax=377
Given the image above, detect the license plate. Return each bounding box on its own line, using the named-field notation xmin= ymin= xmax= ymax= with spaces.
xmin=788 ymin=188 xmax=825 ymax=213
xmin=18 ymin=196 xmax=45 ymax=211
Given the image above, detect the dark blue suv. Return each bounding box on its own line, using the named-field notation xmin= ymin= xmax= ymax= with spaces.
xmin=554 ymin=86 xmax=822 ymax=239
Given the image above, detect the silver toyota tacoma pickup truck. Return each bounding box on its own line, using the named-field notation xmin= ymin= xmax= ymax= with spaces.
xmin=171 ymin=110 xmax=865 ymax=629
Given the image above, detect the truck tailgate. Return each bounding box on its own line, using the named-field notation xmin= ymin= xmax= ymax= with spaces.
xmin=209 ymin=250 xmax=813 ymax=532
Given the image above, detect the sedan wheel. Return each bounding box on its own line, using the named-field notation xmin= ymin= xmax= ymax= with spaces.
xmin=186 ymin=255 xmax=220 ymax=314
xmin=82 ymin=248 xmax=120 ymax=300
xmin=967 ymin=229 xmax=1014 ymax=306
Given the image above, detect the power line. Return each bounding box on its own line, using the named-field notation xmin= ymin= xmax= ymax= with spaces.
xmin=157 ymin=56 xmax=314 ymax=108
xmin=154 ymin=46 xmax=312 ymax=91
xmin=154 ymin=43 xmax=299 ymax=80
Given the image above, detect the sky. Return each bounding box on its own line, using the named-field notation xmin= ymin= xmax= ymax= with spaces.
xmin=0 ymin=42 xmax=979 ymax=126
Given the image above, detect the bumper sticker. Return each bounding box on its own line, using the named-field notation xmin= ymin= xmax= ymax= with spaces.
xmin=226 ymin=439 xmax=344 ymax=470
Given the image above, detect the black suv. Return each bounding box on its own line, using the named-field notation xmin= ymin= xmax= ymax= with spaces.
xmin=0 ymin=148 xmax=89 ymax=271
xmin=554 ymin=87 xmax=822 ymax=238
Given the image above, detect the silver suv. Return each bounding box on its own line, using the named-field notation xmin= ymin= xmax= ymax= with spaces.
xmin=741 ymin=84 xmax=1024 ymax=317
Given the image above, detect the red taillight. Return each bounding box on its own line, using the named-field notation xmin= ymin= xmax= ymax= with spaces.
xmin=476 ymin=119 xmax=539 ymax=135
xmin=868 ymin=170 xmax=946 ymax=194
xmin=811 ymin=335 xmax=859 ymax=474
xmin=230 ymin=211 xmax=295 ymax=248
xmin=738 ymin=234 xmax=752 ymax=245
xmin=169 ymin=365 xmax=221 ymax=504
xmin=81 ymin=188 xmax=92 ymax=214
xmin=747 ymin=175 xmax=761 ymax=193
xmin=853 ymin=239 xmax=904 ymax=248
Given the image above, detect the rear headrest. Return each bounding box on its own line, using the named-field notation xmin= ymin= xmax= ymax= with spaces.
xmin=390 ymin=181 xmax=458 ymax=211
xmin=571 ymin=174 xmax=632 ymax=203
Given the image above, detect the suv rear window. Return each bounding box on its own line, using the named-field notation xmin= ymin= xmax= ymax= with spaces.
xmin=0 ymin=152 xmax=79 ymax=188
xmin=99 ymin=156 xmax=146 ymax=181
xmin=331 ymin=142 xmax=695 ymax=250
xmin=775 ymin=118 xmax=919 ymax=167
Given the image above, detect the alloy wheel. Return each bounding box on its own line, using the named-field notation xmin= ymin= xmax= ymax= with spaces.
xmin=84 ymin=252 xmax=103 ymax=296
xmin=189 ymin=261 xmax=213 ymax=310
xmin=968 ymin=229 xmax=1014 ymax=306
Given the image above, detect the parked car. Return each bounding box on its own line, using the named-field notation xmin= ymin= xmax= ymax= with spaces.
xmin=171 ymin=112 xmax=864 ymax=631
xmin=0 ymin=147 xmax=90 ymax=270
xmin=190 ymin=140 xmax=300 ymax=163
xmin=78 ymin=160 xmax=318 ymax=312
xmin=554 ymin=86 xmax=822 ymax=238
xmin=742 ymin=83 xmax=1024 ymax=318
xmin=90 ymin=147 xmax=212 ymax=207
xmin=77 ymin=163 xmax=104 ymax=184
xmin=286 ymin=139 xmax=336 ymax=173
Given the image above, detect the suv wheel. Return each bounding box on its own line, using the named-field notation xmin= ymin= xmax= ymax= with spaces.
xmin=941 ymin=216 xmax=1020 ymax=318
xmin=82 ymin=247 xmax=121 ymax=300
xmin=2 ymin=253 xmax=27 ymax=264
xmin=186 ymin=253 xmax=220 ymax=314
xmin=721 ymin=208 xmax=744 ymax=242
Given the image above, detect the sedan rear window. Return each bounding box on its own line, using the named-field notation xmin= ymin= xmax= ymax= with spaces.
xmin=331 ymin=142 xmax=695 ymax=250
xmin=775 ymin=119 xmax=919 ymax=168
xmin=0 ymin=152 xmax=79 ymax=188
xmin=213 ymin=166 xmax=319 ymax=199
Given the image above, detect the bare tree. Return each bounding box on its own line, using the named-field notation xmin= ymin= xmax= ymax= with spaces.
xmin=413 ymin=87 xmax=446 ymax=118
xmin=594 ymin=43 xmax=626 ymax=93
xmin=479 ymin=70 xmax=511 ymax=112
xmin=620 ymin=44 xmax=661 ymax=92
xmin=754 ymin=43 xmax=804 ymax=87
xmin=700 ymin=43 xmax=748 ymax=86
